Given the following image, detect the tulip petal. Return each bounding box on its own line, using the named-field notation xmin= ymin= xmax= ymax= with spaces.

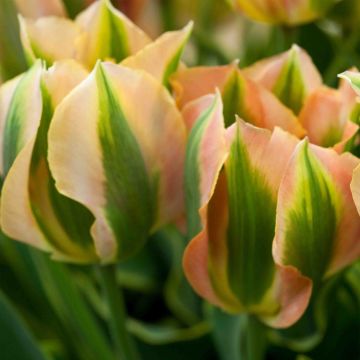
xmin=122 ymin=22 xmax=193 ymax=85
xmin=299 ymin=86 xmax=357 ymax=148
xmin=0 ymin=75 xmax=23 ymax=178
xmin=75 ymin=0 xmax=151 ymax=68
xmin=244 ymin=45 xmax=322 ymax=113
xmin=48 ymin=63 xmax=185 ymax=262
xmin=338 ymin=70 xmax=360 ymax=96
xmin=18 ymin=15 xmax=81 ymax=66
xmin=171 ymin=65 xmax=234 ymax=108
xmin=273 ymin=140 xmax=360 ymax=284
xmin=262 ymin=264 xmax=312 ymax=328
xmin=222 ymin=120 xmax=298 ymax=307
xmin=182 ymin=93 xmax=227 ymax=237
xmin=0 ymin=61 xmax=43 ymax=177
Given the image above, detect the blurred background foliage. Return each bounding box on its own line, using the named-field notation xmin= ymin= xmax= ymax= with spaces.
xmin=0 ymin=0 xmax=359 ymax=359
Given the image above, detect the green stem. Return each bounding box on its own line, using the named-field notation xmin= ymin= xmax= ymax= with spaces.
xmin=240 ymin=315 xmax=267 ymax=360
xmin=99 ymin=265 xmax=140 ymax=360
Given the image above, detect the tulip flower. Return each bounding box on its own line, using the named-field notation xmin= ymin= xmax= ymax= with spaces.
xmin=243 ymin=45 xmax=322 ymax=114
xmin=171 ymin=63 xmax=305 ymax=136
xmin=228 ymin=0 xmax=338 ymax=26
xmin=0 ymin=60 xmax=186 ymax=263
xmin=47 ymin=62 xmax=186 ymax=263
xmin=182 ymin=92 xmax=360 ymax=327
xmin=172 ymin=46 xmax=359 ymax=150
xmin=18 ymin=0 xmax=192 ymax=77
xmin=244 ymin=46 xmax=360 ymax=149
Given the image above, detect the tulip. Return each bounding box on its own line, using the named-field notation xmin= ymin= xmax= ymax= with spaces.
xmin=228 ymin=0 xmax=338 ymax=26
xmin=172 ymin=46 xmax=359 ymax=150
xmin=171 ymin=62 xmax=305 ymax=136
xmin=18 ymin=0 xmax=192 ymax=77
xmin=0 ymin=60 xmax=186 ymax=263
xmin=182 ymin=92 xmax=360 ymax=327
xmin=243 ymin=45 xmax=322 ymax=114
xmin=244 ymin=46 xmax=360 ymax=148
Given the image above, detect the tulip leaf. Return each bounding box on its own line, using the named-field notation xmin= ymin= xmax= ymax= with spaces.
xmin=0 ymin=290 xmax=47 ymax=360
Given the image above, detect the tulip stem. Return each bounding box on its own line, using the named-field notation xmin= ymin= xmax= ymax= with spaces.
xmin=99 ymin=265 xmax=140 ymax=360
xmin=241 ymin=315 xmax=267 ymax=360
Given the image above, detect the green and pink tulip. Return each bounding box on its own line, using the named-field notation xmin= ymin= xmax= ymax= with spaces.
xmin=228 ymin=0 xmax=338 ymax=25
xmin=182 ymin=91 xmax=360 ymax=328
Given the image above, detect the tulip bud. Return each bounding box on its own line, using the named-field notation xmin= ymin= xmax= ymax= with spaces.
xmin=230 ymin=0 xmax=338 ymax=26
xmin=0 ymin=60 xmax=186 ymax=263
xmin=47 ymin=62 xmax=186 ymax=263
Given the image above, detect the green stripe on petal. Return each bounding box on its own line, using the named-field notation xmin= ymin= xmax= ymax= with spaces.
xmin=185 ymin=97 xmax=218 ymax=237
xmin=2 ymin=61 xmax=43 ymax=176
xmin=224 ymin=123 xmax=276 ymax=305
xmin=275 ymin=140 xmax=341 ymax=284
xmin=184 ymin=93 xmax=225 ymax=238
xmin=222 ymin=69 xmax=247 ymax=127
xmin=95 ymin=64 xmax=154 ymax=259
xmin=272 ymin=46 xmax=306 ymax=114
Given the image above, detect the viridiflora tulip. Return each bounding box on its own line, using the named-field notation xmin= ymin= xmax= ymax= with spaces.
xmin=172 ymin=45 xmax=359 ymax=151
xmin=243 ymin=45 xmax=359 ymax=149
xmin=171 ymin=62 xmax=305 ymax=136
xmin=228 ymin=0 xmax=338 ymax=26
xmin=18 ymin=0 xmax=192 ymax=77
xmin=182 ymin=92 xmax=360 ymax=328
xmin=0 ymin=60 xmax=186 ymax=263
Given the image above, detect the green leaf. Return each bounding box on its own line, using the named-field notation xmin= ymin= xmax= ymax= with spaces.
xmin=0 ymin=290 xmax=46 ymax=360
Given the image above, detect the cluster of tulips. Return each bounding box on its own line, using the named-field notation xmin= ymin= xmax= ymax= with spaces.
xmin=1 ymin=0 xmax=360 ymax=353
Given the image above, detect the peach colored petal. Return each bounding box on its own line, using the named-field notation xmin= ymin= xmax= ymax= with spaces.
xmin=262 ymin=264 xmax=312 ymax=329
